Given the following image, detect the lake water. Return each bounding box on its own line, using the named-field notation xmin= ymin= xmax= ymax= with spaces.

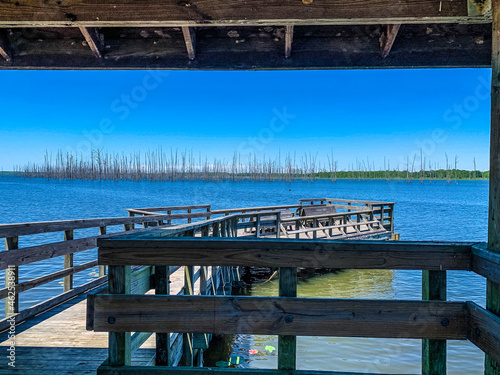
xmin=0 ymin=175 xmax=490 ymax=374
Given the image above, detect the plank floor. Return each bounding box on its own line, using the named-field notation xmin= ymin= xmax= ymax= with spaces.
xmin=0 ymin=266 xmax=190 ymax=374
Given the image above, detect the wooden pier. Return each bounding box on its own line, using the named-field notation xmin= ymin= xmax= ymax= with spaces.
xmin=2 ymin=0 xmax=500 ymax=373
xmin=0 ymin=199 xmax=393 ymax=374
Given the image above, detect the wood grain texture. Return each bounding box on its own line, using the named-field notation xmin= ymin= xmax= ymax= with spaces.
xmin=0 ymin=0 xmax=485 ymax=28
xmin=422 ymin=270 xmax=447 ymax=375
xmin=379 ymin=24 xmax=401 ymax=58
xmin=471 ymin=243 xmax=500 ymax=284
xmin=79 ymin=27 xmax=102 ymax=58
xmin=278 ymin=267 xmax=297 ymax=370
xmin=467 ymin=302 xmax=500 ymax=364
xmin=91 ymin=295 xmax=467 ymax=340
xmin=98 ymin=238 xmax=475 ymax=270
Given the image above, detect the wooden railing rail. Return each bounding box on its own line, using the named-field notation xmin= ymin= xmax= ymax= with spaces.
xmin=89 ymin=238 xmax=500 ymax=374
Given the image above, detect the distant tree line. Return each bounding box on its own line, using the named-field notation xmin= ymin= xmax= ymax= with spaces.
xmin=13 ymin=148 xmax=488 ymax=183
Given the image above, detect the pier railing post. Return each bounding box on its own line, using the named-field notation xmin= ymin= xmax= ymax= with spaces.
xmin=278 ymin=267 xmax=297 ymax=370
xmin=422 ymin=270 xmax=446 ymax=374
xmin=63 ymin=230 xmax=74 ymax=292
xmin=98 ymin=226 xmax=107 ymax=277
xmin=5 ymin=236 xmax=19 ymax=317
xmin=155 ymin=265 xmax=171 ymax=366
xmin=487 ymin=1 xmax=500 ymax=374
xmin=108 ymin=265 xmax=131 ymax=366
xmin=183 ymin=264 xmax=194 ymax=366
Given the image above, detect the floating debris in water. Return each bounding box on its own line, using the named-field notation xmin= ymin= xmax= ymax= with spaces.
xmin=265 ymin=345 xmax=276 ymax=353
xmin=89 ymin=272 xmax=99 ymax=277
xmin=248 ymin=349 xmax=258 ymax=355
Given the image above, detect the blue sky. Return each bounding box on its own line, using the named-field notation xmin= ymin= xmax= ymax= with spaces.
xmin=0 ymin=68 xmax=491 ymax=171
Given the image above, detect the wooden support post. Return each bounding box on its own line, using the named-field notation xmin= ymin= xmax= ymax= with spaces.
xmin=422 ymin=270 xmax=446 ymax=374
xmin=99 ymin=226 xmax=107 ymax=277
xmin=167 ymin=210 xmax=172 ymax=225
xmin=256 ymin=215 xmax=261 ymax=238
xmin=278 ymin=267 xmax=297 ymax=370
xmin=183 ymin=265 xmax=194 ymax=366
xmin=63 ymin=230 xmax=74 ymax=292
xmin=108 ymin=265 xmax=131 ymax=366
xmin=5 ymin=236 xmax=19 ymax=316
xmin=285 ymin=25 xmax=293 ymax=58
xmin=487 ymin=2 xmax=500 ymax=374
xmin=79 ymin=26 xmax=102 ymax=58
xmin=379 ymin=24 xmax=401 ymax=58
xmin=0 ymin=34 xmax=11 ymax=62
xmin=182 ymin=26 xmax=196 ymax=60
xmin=155 ymin=265 xmax=171 ymax=366
xmin=187 ymin=208 xmax=192 ymax=224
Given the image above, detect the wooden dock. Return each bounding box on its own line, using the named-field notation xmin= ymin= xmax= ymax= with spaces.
xmin=0 ymin=198 xmax=499 ymax=375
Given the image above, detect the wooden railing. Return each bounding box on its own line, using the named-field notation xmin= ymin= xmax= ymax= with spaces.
xmin=0 ymin=205 xmax=213 ymax=330
xmin=88 ymin=237 xmax=500 ymax=375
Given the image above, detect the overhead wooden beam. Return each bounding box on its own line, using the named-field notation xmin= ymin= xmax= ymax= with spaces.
xmin=0 ymin=34 xmax=11 ymax=62
xmin=285 ymin=25 xmax=293 ymax=58
xmin=0 ymin=0 xmax=491 ymax=27
xmin=181 ymin=26 xmax=196 ymax=60
xmin=78 ymin=27 xmax=102 ymax=58
xmin=379 ymin=24 xmax=401 ymax=58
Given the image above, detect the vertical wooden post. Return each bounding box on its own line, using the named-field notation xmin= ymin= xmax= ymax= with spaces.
xmin=108 ymin=265 xmax=131 ymax=366
xmin=183 ymin=265 xmax=194 ymax=366
xmin=256 ymin=215 xmax=261 ymax=238
xmin=187 ymin=208 xmax=192 ymax=223
xmin=278 ymin=267 xmax=297 ymax=370
xmin=99 ymin=226 xmax=107 ymax=277
xmin=487 ymin=2 xmax=500 ymax=374
xmin=422 ymin=270 xmax=446 ymax=375
xmin=155 ymin=265 xmax=171 ymax=366
xmin=167 ymin=210 xmax=172 ymax=225
xmin=276 ymin=212 xmax=281 ymax=238
xmin=63 ymin=230 xmax=74 ymax=292
xmin=5 ymin=237 xmax=19 ymax=317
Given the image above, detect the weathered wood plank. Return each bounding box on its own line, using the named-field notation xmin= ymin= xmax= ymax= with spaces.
xmin=96 ymin=367 xmax=409 ymax=375
xmin=379 ymin=24 xmax=401 ymax=58
xmin=471 ymin=243 xmax=500 ymax=284
xmin=0 ymin=0 xmax=489 ymax=28
xmin=108 ymin=266 xmax=131 ymax=367
xmin=0 ymin=214 xmax=173 ymax=237
xmin=98 ymin=239 xmax=474 ymax=270
xmin=0 ymin=276 xmax=106 ymax=332
xmin=0 ymin=260 xmax=97 ymax=299
xmin=63 ymin=230 xmax=74 ymax=292
xmin=0 ymin=36 xmax=11 ymax=62
xmin=285 ymin=25 xmax=293 ymax=58
xmin=183 ymin=265 xmax=194 ymax=366
xmin=182 ymin=26 xmax=196 ymax=60
xmin=278 ymin=267 xmax=297 ymax=370
xmin=4 ymin=237 xmax=18 ymax=316
xmin=155 ymin=265 xmax=170 ymax=366
xmin=487 ymin=1 xmax=500 ymax=373
xmin=422 ymin=270 xmax=447 ymax=374
xmin=90 ymin=295 xmax=467 ymax=340
xmin=79 ymin=27 xmax=102 ymax=58
xmin=467 ymin=302 xmax=500 ymax=364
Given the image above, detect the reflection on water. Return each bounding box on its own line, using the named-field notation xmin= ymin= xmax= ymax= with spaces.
xmin=225 ymin=270 xmax=485 ymax=374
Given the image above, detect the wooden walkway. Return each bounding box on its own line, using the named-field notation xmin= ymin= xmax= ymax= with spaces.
xmin=0 ymin=266 xmax=189 ymax=374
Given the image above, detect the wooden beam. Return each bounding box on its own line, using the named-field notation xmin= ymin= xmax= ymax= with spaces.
xmin=90 ymin=295 xmax=467 ymax=340
xmin=471 ymin=243 xmax=500 ymax=284
xmin=487 ymin=0 xmax=500 ymax=373
xmin=422 ymin=270 xmax=447 ymax=374
xmin=181 ymin=26 xmax=196 ymax=60
xmin=0 ymin=0 xmax=490 ymax=28
xmin=285 ymin=25 xmax=293 ymax=58
xmin=78 ymin=27 xmax=102 ymax=58
xmin=0 ymin=35 xmax=10 ymax=61
xmin=467 ymin=302 xmax=500 ymax=364
xmin=98 ymin=238 xmax=475 ymax=270
xmin=379 ymin=24 xmax=401 ymax=58
xmin=95 ymin=366 xmax=417 ymax=375
xmin=278 ymin=267 xmax=297 ymax=370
